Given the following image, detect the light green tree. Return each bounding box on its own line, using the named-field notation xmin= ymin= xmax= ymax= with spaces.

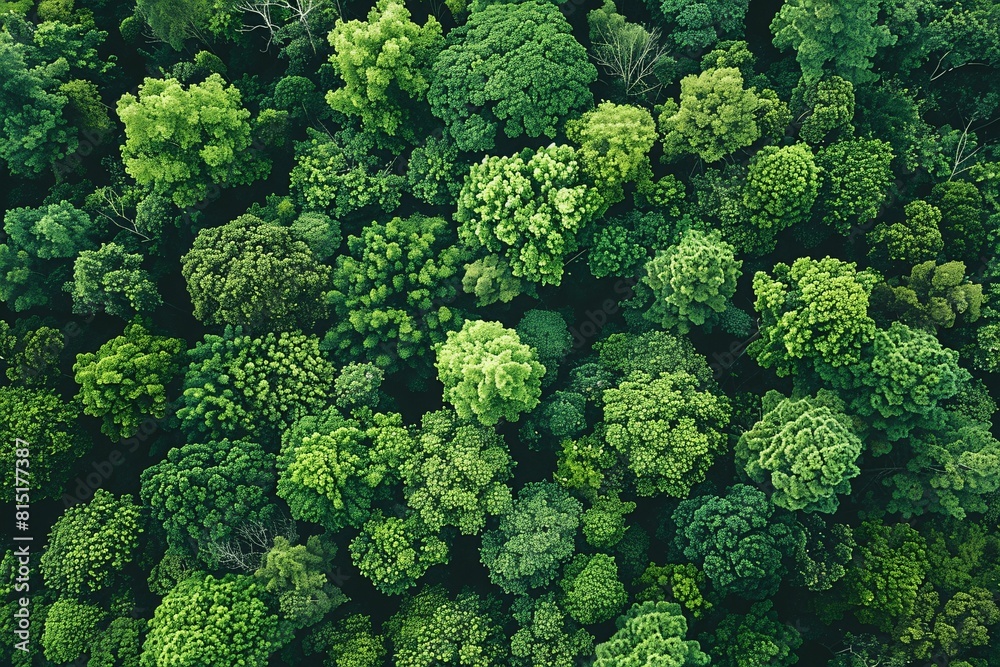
xmin=736 ymin=393 xmax=863 ymax=513
xmin=594 ymin=601 xmax=709 ymax=667
xmin=799 ymin=75 xmax=855 ymax=144
xmin=771 ymin=0 xmax=896 ymax=86
xmin=456 ymin=145 xmax=604 ymax=288
xmin=73 ymin=321 xmax=184 ymax=439
xmin=349 ymin=511 xmax=450 ymax=595
xmin=326 ymin=0 xmax=444 ymax=144
xmin=640 ymin=228 xmax=743 ymax=333
xmin=659 ymin=67 xmax=788 ymax=163
xmin=117 ymin=74 xmax=270 ymax=207
xmin=603 ymin=370 xmax=731 ymax=497
xmin=867 ymin=200 xmax=944 ymax=269
xmin=435 ymin=320 xmax=545 ymax=426
xmin=42 ymin=599 xmax=106 ymax=664
xmin=560 ymin=554 xmax=628 ymax=625
xmin=743 ymin=143 xmax=820 ymax=234
xmin=140 ymin=573 xmax=278 ymax=667
xmin=816 ymin=138 xmax=894 ymax=234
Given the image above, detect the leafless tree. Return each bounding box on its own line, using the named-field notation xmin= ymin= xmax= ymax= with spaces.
xmin=91 ymin=187 xmax=152 ymax=242
xmin=591 ymin=21 xmax=671 ymax=101
xmin=206 ymin=515 xmax=298 ymax=572
xmin=236 ymin=0 xmax=326 ymax=53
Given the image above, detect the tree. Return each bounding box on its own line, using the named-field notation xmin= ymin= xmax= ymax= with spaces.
xmin=289 ymin=127 xmax=406 ymax=217
xmin=588 ymin=0 xmax=673 ymax=101
xmin=884 ymin=411 xmax=1000 ymax=520
xmin=326 ymin=0 xmax=444 ymax=144
xmin=703 ymin=601 xmax=802 ymax=667
xmin=929 ymin=179 xmax=987 ymax=264
xmin=594 ymin=601 xmax=709 ymax=667
xmin=870 ymin=260 xmax=982 ymax=331
xmin=406 ymin=136 xmax=468 ymax=206
xmin=815 ymin=138 xmax=894 ymax=234
xmin=140 ymin=573 xmax=277 ymax=667
xmin=435 ymin=320 xmax=545 ymax=426
xmin=771 ymin=0 xmax=896 ymax=86
xmin=349 ymin=511 xmax=450 ymax=595
xmin=428 ymin=0 xmax=597 ymax=151
xmin=603 ymin=370 xmax=731 ymax=497
xmin=117 ymin=74 xmax=269 ymax=207
xmin=302 ymin=614 xmax=386 ymax=667
xmin=67 ymin=243 xmax=162 ymax=318
xmin=0 ymin=387 xmax=89 ymax=502
xmin=73 ymin=322 xmax=184 ymax=440
xmin=743 ymin=143 xmax=820 ymax=236
xmin=461 ymin=254 xmax=531 ymax=307
xmin=135 ymin=0 xmax=225 ymax=50
xmin=672 ymin=485 xmax=797 ymax=599
xmin=277 ymin=411 xmax=408 ymax=532
xmin=736 ymin=393 xmax=863 ymax=513
xmin=401 ymin=409 xmax=514 ymax=535
xmin=456 ymin=145 xmax=604 ymax=288
xmin=177 ymin=328 xmax=335 ymax=440
xmin=634 ymin=562 xmax=713 ymax=619
xmin=582 ymin=493 xmax=635 ymax=549
xmin=181 ymin=215 xmax=329 ymax=331
xmin=850 ymin=322 xmax=969 ymax=441
xmin=867 ymin=200 xmax=944 ymax=269
xmin=333 ymin=363 xmax=385 ymax=412
xmin=40 ymin=489 xmax=142 ymax=596
xmin=42 ymin=599 xmax=106 ymax=664
xmin=386 ymin=586 xmax=507 ymax=667
xmin=799 ymin=75 xmax=855 ymax=144
xmin=323 ymin=214 xmax=466 ymax=372
xmin=749 ymin=256 xmax=879 ymax=382
xmin=515 ymin=310 xmax=572 ymax=385
xmin=254 ymin=535 xmax=347 ymax=638
xmin=842 ymin=520 xmax=929 ymax=633
xmin=0 ymin=319 xmax=63 ymax=387
xmin=480 ymin=481 xmax=582 ymax=595
xmin=659 ymin=67 xmax=788 ymax=163
xmin=0 ymin=202 xmax=100 ymax=311
xmin=139 ymin=439 xmax=279 ymax=566
xmin=510 ymin=593 xmax=594 ymax=667
xmin=640 ymin=228 xmax=743 ymax=333
xmin=560 ymin=554 xmax=628 ymax=625
xmin=565 ymin=102 xmax=657 ymax=204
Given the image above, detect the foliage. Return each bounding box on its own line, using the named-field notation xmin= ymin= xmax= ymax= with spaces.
xmin=743 ymin=143 xmax=820 ymax=234
xmin=42 ymin=598 xmax=106 ymax=664
xmin=634 ymin=562 xmax=713 ymax=619
xmin=565 ymin=102 xmax=656 ymax=204
xmin=640 ymin=228 xmax=743 ymax=333
xmin=510 ymin=593 xmax=594 ymax=667
xmin=867 ymin=200 xmax=944 ymax=269
xmin=588 ymin=0 xmax=674 ymax=101
xmin=480 ymin=481 xmax=582 ymax=595
xmin=406 ymin=136 xmax=467 ymax=206
xmin=326 ymin=0 xmax=444 ymax=144
xmin=386 ymin=586 xmax=506 ymax=667
xmin=603 ymin=370 xmax=731 ymax=497
xmin=929 ymin=180 xmax=987 ymax=264
xmin=560 ymin=553 xmax=628 ymax=625
xmin=324 ymin=214 xmax=466 ymax=372
xmin=655 ymin=0 xmax=750 ymax=51
xmin=515 ymin=310 xmax=572 ymax=384
xmin=139 ymin=439 xmax=278 ymax=566
xmin=303 ymin=614 xmax=386 ymax=667
xmin=703 ymin=600 xmax=802 ymax=667
xmin=456 ymin=144 xmax=604 ymax=288
xmin=659 ymin=67 xmax=788 ymax=163
xmin=181 ymin=214 xmax=330 ymax=331
xmin=871 ymin=260 xmax=982 ymax=331
xmin=68 ymin=243 xmax=161 ymax=318
xmin=749 ymin=256 xmax=878 ymax=381
xmin=582 ymin=493 xmax=635 ymax=549
xmin=736 ymin=393 xmax=863 ymax=513
xmin=140 ymin=573 xmax=277 ymax=667
xmin=815 ymin=138 xmax=894 ymax=234
xmin=73 ymin=321 xmax=183 ymax=439
xmin=349 ymin=511 xmax=450 ymax=595
xmin=594 ymin=601 xmax=710 ymax=667
xmin=117 ymin=74 xmax=269 ymax=207
xmin=40 ymin=489 xmax=142 ymax=596
xmin=333 ymin=363 xmax=385 ymax=412
xmin=435 ymin=320 xmax=545 ymax=426
xmin=672 ymin=484 xmax=797 ymax=599
xmin=771 ymin=0 xmax=896 ymax=86
xmin=402 ymin=409 xmax=514 ymax=535
xmin=799 ymin=75 xmax=855 ymax=144
xmin=177 ymin=328 xmax=335 ymax=440
xmin=427 ymin=0 xmax=596 ymax=151
xmin=0 ymin=386 xmax=88 ymax=502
